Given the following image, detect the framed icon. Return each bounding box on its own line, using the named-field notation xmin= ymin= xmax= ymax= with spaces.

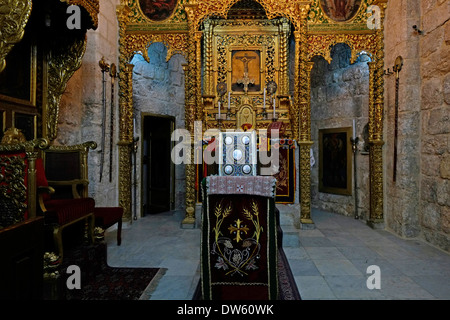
xmin=319 ymin=0 xmax=362 ymax=22
xmin=138 ymin=0 xmax=178 ymax=22
xmin=319 ymin=127 xmax=352 ymax=195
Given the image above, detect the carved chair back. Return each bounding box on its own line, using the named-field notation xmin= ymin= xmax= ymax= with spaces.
xmin=40 ymin=141 xmax=97 ymax=199
xmin=0 ymin=129 xmax=48 ymax=227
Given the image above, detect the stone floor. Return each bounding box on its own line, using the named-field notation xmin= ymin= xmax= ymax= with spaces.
xmin=104 ymin=206 xmax=450 ymax=300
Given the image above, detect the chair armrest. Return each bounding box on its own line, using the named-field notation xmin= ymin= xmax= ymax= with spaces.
xmin=47 ymin=179 xmax=89 ymax=199
xmin=38 ymin=186 xmax=55 ymax=213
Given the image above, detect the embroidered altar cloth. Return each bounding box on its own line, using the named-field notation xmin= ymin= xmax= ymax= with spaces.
xmin=201 ymin=176 xmax=279 ymax=300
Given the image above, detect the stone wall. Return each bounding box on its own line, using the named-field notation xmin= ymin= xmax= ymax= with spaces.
xmin=384 ymin=0 xmax=422 ymax=238
xmin=418 ymin=0 xmax=449 ymax=251
xmin=310 ymin=43 xmax=371 ymax=220
xmin=131 ymin=43 xmax=187 ymax=213
xmin=58 ymin=0 xmax=120 ymax=207
xmin=59 ymin=2 xmax=186 ymax=216
xmin=384 ymin=0 xmax=450 ymax=252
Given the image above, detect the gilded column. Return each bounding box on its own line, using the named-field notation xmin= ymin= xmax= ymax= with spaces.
xmin=116 ymin=4 xmax=133 ymax=222
xmin=291 ymin=31 xmax=301 ymax=142
xmin=182 ymin=3 xmax=199 ymax=227
xmin=203 ymin=20 xmax=213 ymax=96
xmin=297 ymin=5 xmax=314 ymax=228
xmin=368 ymin=1 xmax=387 ymax=228
xmin=298 ymin=63 xmax=314 ymax=227
xmin=25 ymin=148 xmax=38 ymax=219
xmin=117 ymin=63 xmax=134 ymax=222
xmin=279 ymin=18 xmax=290 ymax=96
xmin=195 ymin=31 xmax=204 ymax=123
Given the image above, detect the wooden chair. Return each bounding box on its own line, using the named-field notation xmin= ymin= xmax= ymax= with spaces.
xmin=37 ymin=141 xmax=97 ymax=262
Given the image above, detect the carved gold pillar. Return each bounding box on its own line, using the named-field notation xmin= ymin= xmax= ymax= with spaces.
xmin=25 ymin=148 xmax=38 ymax=219
xmin=116 ymin=4 xmax=134 ymax=222
xmin=297 ymin=5 xmax=315 ymax=228
xmin=118 ymin=62 xmax=134 ymax=222
xmin=291 ymin=31 xmax=301 ymax=143
xmin=0 ymin=0 xmax=32 ymax=73
xmin=279 ymin=18 xmax=290 ymax=97
xmin=368 ymin=1 xmax=387 ymax=228
xmin=182 ymin=3 xmax=199 ymax=227
xmin=195 ymin=31 xmax=204 ymax=124
xmin=298 ymin=63 xmax=314 ymax=228
xmin=203 ymin=19 xmax=213 ymax=97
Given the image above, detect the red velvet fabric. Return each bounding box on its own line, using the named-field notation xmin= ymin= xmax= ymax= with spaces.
xmin=94 ymin=207 xmax=123 ymax=227
xmin=44 ymin=198 xmax=95 ymax=225
xmin=36 ymin=158 xmax=50 ymax=201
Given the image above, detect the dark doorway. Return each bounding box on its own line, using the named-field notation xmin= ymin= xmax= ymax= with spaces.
xmin=142 ymin=115 xmax=175 ymax=215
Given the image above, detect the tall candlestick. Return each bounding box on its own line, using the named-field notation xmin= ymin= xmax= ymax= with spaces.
xmin=228 ymin=92 xmax=231 ymax=110
xmin=218 ymin=101 xmax=221 ymax=118
xmin=352 ymin=119 xmax=356 ymax=139
xmin=263 ymin=88 xmax=266 ymax=109
xmin=273 ymin=97 xmax=276 ymax=119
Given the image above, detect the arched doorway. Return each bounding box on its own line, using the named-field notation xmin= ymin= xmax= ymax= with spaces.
xmin=311 ymin=43 xmax=372 ymax=220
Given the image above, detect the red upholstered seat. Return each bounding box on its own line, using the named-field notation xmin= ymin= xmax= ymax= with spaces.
xmin=94 ymin=207 xmax=123 ymax=245
xmin=36 ymin=141 xmax=98 ymax=262
xmin=43 ymin=198 xmax=96 ymax=226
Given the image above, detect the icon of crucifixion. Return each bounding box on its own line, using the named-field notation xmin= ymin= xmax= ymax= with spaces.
xmin=236 ymin=53 xmax=256 ymax=93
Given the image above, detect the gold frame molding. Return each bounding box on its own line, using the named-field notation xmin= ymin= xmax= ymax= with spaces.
xmin=319 ymin=127 xmax=353 ymax=196
xmin=0 ymin=44 xmax=37 ymax=107
xmin=117 ymin=0 xmax=388 ymax=228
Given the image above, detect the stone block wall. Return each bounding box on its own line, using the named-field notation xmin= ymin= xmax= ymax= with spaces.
xmin=384 ymin=0 xmax=422 ymax=238
xmin=418 ymin=0 xmax=449 ymax=251
xmin=384 ymin=0 xmax=449 ymax=252
xmin=131 ymin=43 xmax=187 ymax=213
xmin=58 ymin=0 xmax=121 ymax=207
xmin=310 ymin=43 xmax=371 ymax=220
xmin=59 ymin=2 xmax=187 ymax=215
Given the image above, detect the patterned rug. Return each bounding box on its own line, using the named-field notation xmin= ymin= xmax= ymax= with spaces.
xmin=60 ymin=242 xmax=164 ymax=300
xmin=276 ymin=246 xmax=301 ymax=300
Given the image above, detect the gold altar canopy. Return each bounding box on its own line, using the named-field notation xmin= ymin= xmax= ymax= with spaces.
xmin=117 ymin=0 xmax=388 ymax=229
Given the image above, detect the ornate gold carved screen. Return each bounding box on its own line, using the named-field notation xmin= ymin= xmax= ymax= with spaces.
xmin=202 ymin=17 xmax=292 ymax=135
xmin=117 ymin=0 xmax=388 ymax=230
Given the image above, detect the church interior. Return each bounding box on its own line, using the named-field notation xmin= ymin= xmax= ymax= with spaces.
xmin=0 ymin=0 xmax=449 ymax=301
